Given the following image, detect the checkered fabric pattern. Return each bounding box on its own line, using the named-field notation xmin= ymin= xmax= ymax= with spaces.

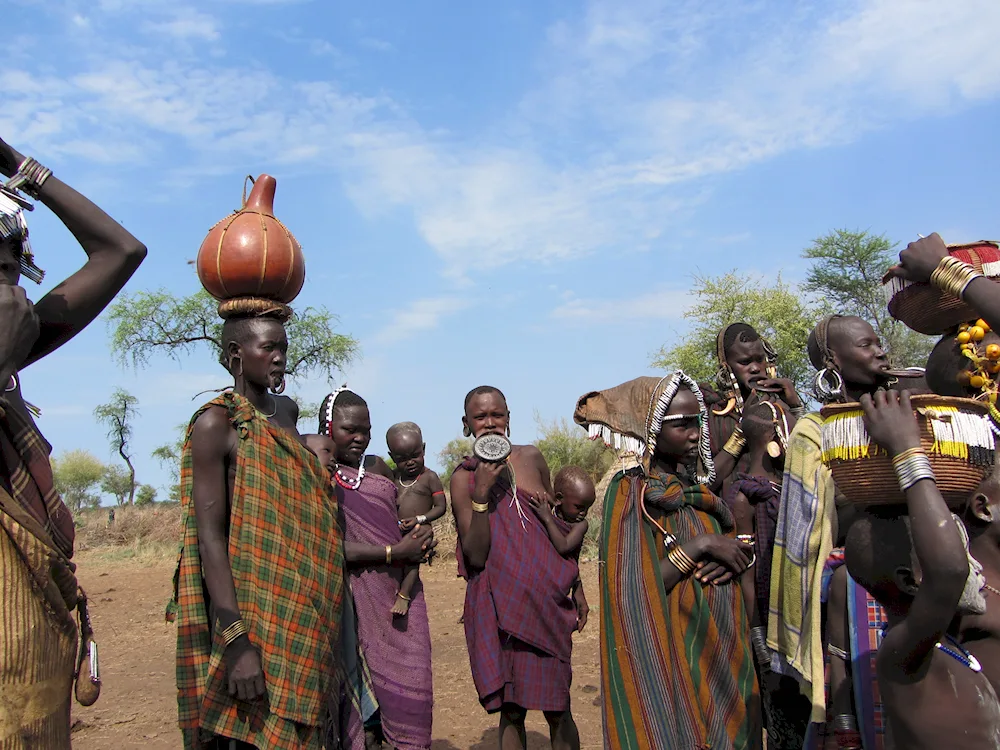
xmin=173 ymin=392 xmax=344 ymax=750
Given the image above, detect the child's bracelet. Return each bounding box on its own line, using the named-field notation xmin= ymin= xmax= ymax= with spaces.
xmin=416 ymin=514 xmax=428 ymax=524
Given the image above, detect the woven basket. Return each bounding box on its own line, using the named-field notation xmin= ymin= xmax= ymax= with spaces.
xmin=820 ymin=395 xmax=995 ymax=507
xmin=884 ymin=241 xmax=1000 ymax=335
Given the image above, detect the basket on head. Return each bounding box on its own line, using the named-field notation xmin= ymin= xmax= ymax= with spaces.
xmin=820 ymin=394 xmax=996 ymax=508
xmin=884 ymin=241 xmax=1000 ymax=335
xmin=196 ymin=174 xmax=305 ymax=305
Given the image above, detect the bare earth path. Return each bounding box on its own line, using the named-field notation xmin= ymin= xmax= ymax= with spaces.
xmin=70 ymin=554 xmax=602 ymax=749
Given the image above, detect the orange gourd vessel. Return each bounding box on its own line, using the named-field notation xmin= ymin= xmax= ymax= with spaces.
xmin=196 ymin=175 xmax=305 ymax=304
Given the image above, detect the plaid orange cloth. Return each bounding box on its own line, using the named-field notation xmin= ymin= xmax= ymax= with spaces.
xmin=172 ymin=392 xmax=344 ymax=750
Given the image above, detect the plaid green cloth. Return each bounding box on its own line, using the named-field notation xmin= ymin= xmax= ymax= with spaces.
xmin=172 ymin=392 xmax=344 ymax=750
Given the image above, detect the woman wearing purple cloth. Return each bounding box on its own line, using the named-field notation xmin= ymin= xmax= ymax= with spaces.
xmin=316 ymin=388 xmax=436 ymax=750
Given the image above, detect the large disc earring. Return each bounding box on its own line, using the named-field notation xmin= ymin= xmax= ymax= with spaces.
xmin=813 ymin=367 xmax=844 ymax=402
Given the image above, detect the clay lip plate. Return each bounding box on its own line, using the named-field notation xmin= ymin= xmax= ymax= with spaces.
xmin=473 ymin=434 xmax=512 ymax=462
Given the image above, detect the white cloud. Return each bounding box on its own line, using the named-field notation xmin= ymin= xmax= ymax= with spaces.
xmin=373 ymin=296 xmax=471 ymax=344
xmin=552 ymin=287 xmax=693 ymax=323
xmin=7 ymin=0 xmax=1000 ymax=276
xmin=142 ymin=9 xmax=221 ymax=41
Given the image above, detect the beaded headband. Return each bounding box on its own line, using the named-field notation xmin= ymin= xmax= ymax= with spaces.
xmin=645 ymin=371 xmax=717 ymax=486
xmin=0 ymin=191 xmax=43 ymax=283
xmin=322 ymin=384 xmax=352 ymax=437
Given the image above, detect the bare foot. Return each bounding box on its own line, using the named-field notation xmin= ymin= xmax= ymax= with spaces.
xmin=391 ymin=597 xmax=410 ymax=618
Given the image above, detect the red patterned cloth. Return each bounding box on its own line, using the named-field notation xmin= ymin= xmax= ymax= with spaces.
xmin=456 ymin=456 xmax=579 ymax=712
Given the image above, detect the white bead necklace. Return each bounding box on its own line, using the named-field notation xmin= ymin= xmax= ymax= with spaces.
xmin=334 ymin=459 xmax=366 ymax=490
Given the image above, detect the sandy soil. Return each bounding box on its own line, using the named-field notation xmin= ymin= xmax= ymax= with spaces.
xmin=70 ymin=554 xmax=603 ymax=749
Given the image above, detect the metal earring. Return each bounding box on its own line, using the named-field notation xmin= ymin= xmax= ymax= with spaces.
xmin=813 ymin=367 xmax=844 ymax=402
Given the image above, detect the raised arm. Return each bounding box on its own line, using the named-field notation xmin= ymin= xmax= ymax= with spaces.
xmin=189 ymin=408 xmax=265 ymax=702
xmin=861 ymin=390 xmax=970 ymax=674
xmin=0 ymin=139 xmax=147 ymax=367
xmin=451 ymin=462 xmax=503 ymax=572
xmin=0 ymin=286 xmax=40 ymax=389
xmin=890 ymin=233 xmax=1000 ymax=334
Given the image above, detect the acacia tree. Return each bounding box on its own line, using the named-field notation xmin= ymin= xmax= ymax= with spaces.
xmin=437 ymin=437 xmax=474 ymax=483
xmin=100 ymin=464 xmax=134 ymax=507
xmin=151 ymin=426 xmax=185 ymax=503
xmin=802 ymin=229 xmax=934 ymax=367
xmin=654 ymin=230 xmax=935 ymax=393
xmin=653 ymin=272 xmax=821 ymax=394
xmin=94 ymin=388 xmax=139 ymax=505
xmin=52 ymin=450 xmax=106 ymax=513
xmin=106 ymin=289 xmax=358 ymax=380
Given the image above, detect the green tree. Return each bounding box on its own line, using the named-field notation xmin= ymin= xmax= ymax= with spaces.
xmin=52 ymin=450 xmax=106 ymax=513
xmin=100 ymin=464 xmax=135 ymax=507
xmin=152 ymin=426 xmax=185 ymax=503
xmin=652 ymin=272 xmax=820 ymax=394
xmin=802 ymin=229 xmax=934 ymax=367
xmin=106 ymin=289 xmax=359 ymax=381
xmin=437 ymin=437 xmax=474 ymax=484
xmin=533 ymin=416 xmax=613 ymax=485
xmin=94 ymin=388 xmax=140 ymax=505
xmin=135 ymin=484 xmax=157 ymax=506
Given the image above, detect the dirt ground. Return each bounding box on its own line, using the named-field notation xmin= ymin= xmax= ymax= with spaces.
xmin=70 ymin=554 xmax=603 ymax=749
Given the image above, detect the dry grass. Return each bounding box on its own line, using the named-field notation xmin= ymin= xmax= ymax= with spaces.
xmin=75 ymin=504 xmax=181 ymax=562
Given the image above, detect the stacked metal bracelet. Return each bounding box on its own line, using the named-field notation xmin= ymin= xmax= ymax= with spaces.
xmin=5 ymin=157 xmax=53 ymax=200
xmin=750 ymin=626 xmax=771 ymax=670
xmin=219 ymin=619 xmax=248 ymax=649
xmin=722 ymin=427 xmax=747 ymax=458
xmin=892 ymin=447 xmax=935 ymax=492
xmin=930 ymin=256 xmax=981 ymax=300
xmin=667 ymin=544 xmax=697 ymax=576
xmin=471 ymin=501 xmax=489 ymax=514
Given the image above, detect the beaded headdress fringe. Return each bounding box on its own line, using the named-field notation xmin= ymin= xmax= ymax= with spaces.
xmin=821 ymin=406 xmax=996 ymax=466
xmin=0 ymin=192 xmax=43 ymax=284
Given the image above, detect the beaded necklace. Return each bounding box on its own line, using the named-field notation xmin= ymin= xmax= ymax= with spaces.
xmin=334 ymin=460 xmax=366 ymax=491
xmin=882 ymin=626 xmax=982 ymax=672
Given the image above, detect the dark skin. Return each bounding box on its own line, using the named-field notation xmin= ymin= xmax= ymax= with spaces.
xmin=528 ymin=476 xmax=594 ymax=633
xmin=0 ymin=137 xmax=146 ymax=418
xmin=961 ymin=486 xmax=1000 ymax=698
xmin=889 ymin=232 xmax=1000 ymax=334
xmin=711 ymin=337 xmax=802 ymax=491
xmin=189 ymin=320 xmax=301 ymax=704
xmin=327 ymin=404 xmax=436 ymax=569
xmin=826 ymin=317 xmax=893 ymax=402
xmin=653 ymin=388 xmax=754 ymax=590
xmin=450 ymin=391 xmax=580 ymax=750
xmin=386 ymin=429 xmax=446 ymax=616
xmin=860 ymin=390 xmax=999 ymax=750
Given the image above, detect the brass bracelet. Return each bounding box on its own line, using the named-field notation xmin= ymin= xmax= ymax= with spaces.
xmin=891 ymin=446 xmax=924 ymax=468
xmin=722 ymin=428 xmax=747 ymax=459
xmin=667 ymin=546 xmax=696 ymax=576
xmin=385 ymin=545 xmax=393 ymax=565
xmin=396 ymin=592 xmax=411 ymax=602
xmin=930 ymin=256 xmax=981 ymax=299
xmin=471 ymin=501 xmax=490 ymax=514
xmin=219 ymin=620 xmax=248 ymax=649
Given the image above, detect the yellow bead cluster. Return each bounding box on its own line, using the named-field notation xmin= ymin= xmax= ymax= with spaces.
xmin=957 ymin=319 xmax=1000 ymax=402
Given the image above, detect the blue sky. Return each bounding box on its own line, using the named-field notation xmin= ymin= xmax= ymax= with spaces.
xmin=6 ymin=0 xmax=1000 ymax=501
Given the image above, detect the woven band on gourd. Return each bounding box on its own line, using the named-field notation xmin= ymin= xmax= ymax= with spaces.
xmin=218 ymin=297 xmax=293 ymax=322
xmin=892 ymin=448 xmax=935 ymax=492
xmin=930 ymin=256 xmax=981 ymax=300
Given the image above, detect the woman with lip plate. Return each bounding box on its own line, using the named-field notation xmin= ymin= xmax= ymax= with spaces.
xmin=451 ymin=385 xmax=582 ymax=750
xmin=574 ymin=372 xmax=757 ymax=749
xmin=768 ymin=315 xmax=916 ymax=750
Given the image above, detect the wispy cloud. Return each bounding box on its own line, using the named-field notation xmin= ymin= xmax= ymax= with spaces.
xmin=374 ymin=296 xmax=471 ymax=344
xmin=142 ymin=9 xmax=221 ymax=41
xmin=6 ymin=0 xmax=1000 ymax=277
xmin=552 ymin=287 xmax=692 ymax=323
